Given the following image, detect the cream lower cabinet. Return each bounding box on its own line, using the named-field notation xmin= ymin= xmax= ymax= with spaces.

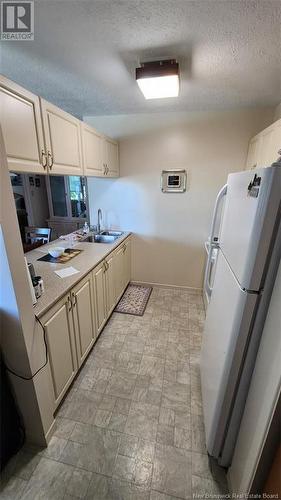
xmin=0 ymin=75 xmax=46 ymax=174
xmin=114 ymin=238 xmax=131 ymax=302
xmin=114 ymin=245 xmax=125 ymax=302
xmin=42 ymin=237 xmax=131 ymax=409
xmin=123 ymin=239 xmax=131 ymax=289
xmin=71 ymin=273 xmax=96 ymax=367
xmin=92 ymin=237 xmax=131 ymax=334
xmin=42 ymin=271 xmax=95 ymax=408
xmin=104 ymin=253 xmax=116 ymax=317
xmin=92 ymin=261 xmax=107 ymax=334
xmin=42 ymin=294 xmax=77 ymax=408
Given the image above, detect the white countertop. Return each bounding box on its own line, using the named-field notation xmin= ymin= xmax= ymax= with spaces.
xmin=26 ymin=232 xmax=131 ymax=318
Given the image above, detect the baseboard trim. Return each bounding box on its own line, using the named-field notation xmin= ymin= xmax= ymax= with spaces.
xmin=44 ymin=418 xmax=56 ymax=446
xmin=131 ymin=280 xmax=202 ymax=294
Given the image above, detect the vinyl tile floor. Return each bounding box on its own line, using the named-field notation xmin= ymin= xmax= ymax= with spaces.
xmin=0 ymin=287 xmax=228 ymax=500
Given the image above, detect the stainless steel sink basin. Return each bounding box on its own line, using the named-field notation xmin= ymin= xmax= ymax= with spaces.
xmin=83 ymin=231 xmax=124 ymax=244
xmin=101 ymin=230 xmax=123 ymax=237
xmin=94 ymin=234 xmax=117 ymax=243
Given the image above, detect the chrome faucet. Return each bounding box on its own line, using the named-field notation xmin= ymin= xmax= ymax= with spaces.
xmin=97 ymin=208 xmax=102 ymax=234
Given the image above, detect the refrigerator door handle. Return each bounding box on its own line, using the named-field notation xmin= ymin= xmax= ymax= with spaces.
xmin=204 ymin=245 xmax=216 ymax=296
xmin=204 ymin=184 xmax=228 ymax=296
xmin=209 ymin=183 xmax=228 ymax=245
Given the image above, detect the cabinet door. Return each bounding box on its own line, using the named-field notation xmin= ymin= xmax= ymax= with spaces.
xmin=40 ymin=99 xmax=83 ymax=175
xmin=71 ymin=273 xmax=96 ymax=367
xmin=269 ymin=119 xmax=281 ymax=163
xmin=81 ymin=123 xmax=104 ymax=176
xmin=259 ymin=119 xmax=281 ymax=167
xmin=245 ymin=135 xmax=261 ymax=170
xmin=0 ymin=76 xmax=46 ymax=174
xmin=105 ymin=254 xmax=115 ymax=317
xmin=104 ymin=137 xmax=119 ymax=177
xmin=123 ymin=238 xmax=131 ymax=288
xmin=42 ymin=294 xmax=77 ymax=407
xmin=92 ymin=261 xmax=107 ymax=334
xmin=114 ymin=245 xmax=125 ymax=302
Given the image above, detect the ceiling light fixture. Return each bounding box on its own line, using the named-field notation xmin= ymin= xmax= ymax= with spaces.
xmin=136 ymin=59 xmax=179 ymax=99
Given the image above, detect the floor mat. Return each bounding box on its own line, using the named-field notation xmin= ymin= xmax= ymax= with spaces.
xmin=114 ymin=284 xmax=152 ymax=316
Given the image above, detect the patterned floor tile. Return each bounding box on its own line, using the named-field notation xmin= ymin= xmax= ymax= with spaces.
xmin=3 ymin=287 xmax=229 ymax=499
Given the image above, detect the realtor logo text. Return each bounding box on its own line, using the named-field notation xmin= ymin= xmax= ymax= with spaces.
xmin=1 ymin=1 xmax=34 ymax=40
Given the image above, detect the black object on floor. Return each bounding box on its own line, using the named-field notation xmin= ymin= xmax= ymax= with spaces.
xmin=0 ymin=357 xmax=25 ymax=471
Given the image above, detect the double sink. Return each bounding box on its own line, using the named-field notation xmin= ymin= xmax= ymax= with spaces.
xmin=83 ymin=230 xmax=124 ymax=244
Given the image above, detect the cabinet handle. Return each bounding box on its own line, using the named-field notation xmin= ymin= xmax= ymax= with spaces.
xmin=71 ymin=292 xmax=77 ymax=306
xmin=106 ymin=164 xmax=109 ymax=175
xmin=103 ymin=164 xmax=106 ymax=176
xmin=103 ymin=262 xmax=107 ymax=273
xmin=47 ymin=150 xmax=53 ymax=169
xmin=67 ymin=296 xmax=72 ymax=311
xmin=41 ymin=149 xmax=47 ymax=169
xmin=123 ymin=244 xmax=126 ymax=253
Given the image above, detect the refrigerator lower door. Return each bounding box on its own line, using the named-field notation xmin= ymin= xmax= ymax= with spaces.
xmin=200 ymin=250 xmax=258 ymax=459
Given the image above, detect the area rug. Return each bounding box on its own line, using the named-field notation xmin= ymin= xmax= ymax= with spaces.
xmin=114 ymin=284 xmax=152 ymax=316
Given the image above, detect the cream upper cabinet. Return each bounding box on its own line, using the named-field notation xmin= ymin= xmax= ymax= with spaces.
xmin=245 ymin=136 xmax=261 ymax=171
xmin=40 ymin=99 xmax=83 ymax=175
xmin=258 ymin=119 xmax=281 ymax=167
xmin=104 ymin=137 xmax=119 ymax=177
xmin=71 ymin=272 xmax=96 ymax=367
xmin=42 ymin=294 xmax=77 ymax=407
xmin=92 ymin=261 xmax=107 ymax=334
xmin=1 ymin=76 xmax=119 ymax=177
xmin=245 ymin=118 xmax=281 ymax=170
xmin=0 ymin=75 xmax=46 ymax=174
xmin=81 ymin=123 xmax=103 ymax=176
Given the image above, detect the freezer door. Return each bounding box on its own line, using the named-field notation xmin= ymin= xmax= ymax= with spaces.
xmin=219 ymin=166 xmax=281 ymax=291
xmin=200 ymin=250 xmax=258 ymax=458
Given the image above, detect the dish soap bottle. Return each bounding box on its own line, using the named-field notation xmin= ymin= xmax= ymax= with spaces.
xmin=83 ymin=222 xmax=90 ymax=234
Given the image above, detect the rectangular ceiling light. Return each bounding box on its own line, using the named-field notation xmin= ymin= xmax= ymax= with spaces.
xmin=136 ymin=60 xmax=179 ymax=99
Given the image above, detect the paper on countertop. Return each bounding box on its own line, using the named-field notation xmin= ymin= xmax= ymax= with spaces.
xmin=54 ymin=266 xmax=80 ymax=278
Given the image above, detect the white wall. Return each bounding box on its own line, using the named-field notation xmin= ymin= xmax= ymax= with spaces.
xmin=86 ymin=107 xmax=273 ymax=289
xmin=273 ymin=102 xmax=281 ymax=121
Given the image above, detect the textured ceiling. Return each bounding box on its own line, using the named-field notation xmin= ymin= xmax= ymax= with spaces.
xmin=1 ymin=0 xmax=280 ymax=117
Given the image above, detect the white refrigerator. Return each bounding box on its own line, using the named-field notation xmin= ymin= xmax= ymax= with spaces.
xmin=200 ymin=165 xmax=281 ymax=468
